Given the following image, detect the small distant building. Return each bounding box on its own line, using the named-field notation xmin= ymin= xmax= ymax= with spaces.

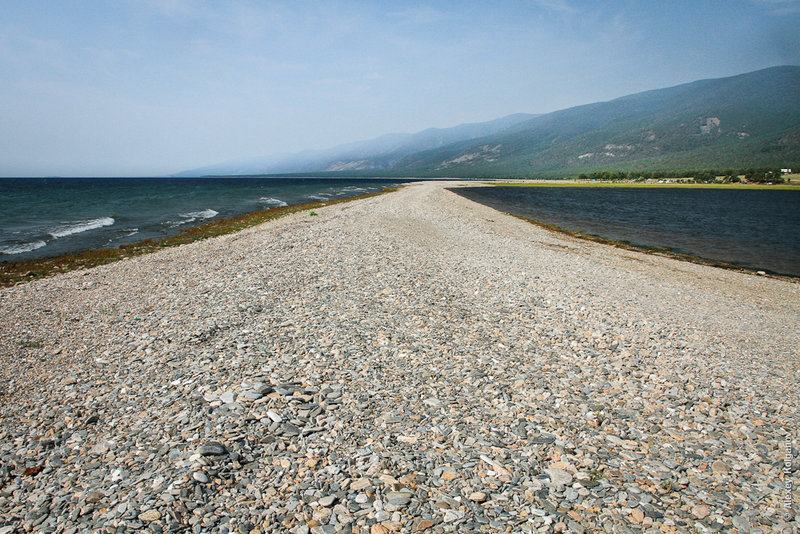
xmin=781 ymin=168 xmax=792 ymax=174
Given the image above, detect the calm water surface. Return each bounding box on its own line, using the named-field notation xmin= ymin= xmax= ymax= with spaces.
xmin=454 ymin=186 xmax=800 ymax=276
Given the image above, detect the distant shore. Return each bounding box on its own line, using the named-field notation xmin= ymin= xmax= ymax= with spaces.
xmin=485 ymin=177 xmax=800 ymax=189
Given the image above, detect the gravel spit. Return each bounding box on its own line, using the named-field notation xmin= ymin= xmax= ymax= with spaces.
xmin=1 ymin=181 xmax=798 ymax=533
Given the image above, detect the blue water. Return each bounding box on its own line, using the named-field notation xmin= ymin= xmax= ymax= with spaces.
xmin=453 ymin=186 xmax=800 ymax=276
xmin=0 ymin=177 xmax=406 ymax=262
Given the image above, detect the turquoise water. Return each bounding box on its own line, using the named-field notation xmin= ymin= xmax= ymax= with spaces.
xmin=0 ymin=177 xmax=405 ymax=261
xmin=454 ymin=186 xmax=800 ymax=276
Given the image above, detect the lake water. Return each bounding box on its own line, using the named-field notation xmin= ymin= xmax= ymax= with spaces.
xmin=0 ymin=177 xmax=405 ymax=262
xmin=452 ymin=186 xmax=800 ymax=276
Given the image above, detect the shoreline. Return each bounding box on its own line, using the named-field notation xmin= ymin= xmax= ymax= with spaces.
xmin=512 ymin=213 xmax=799 ymax=281
xmin=451 ymin=183 xmax=800 ymax=280
xmin=1 ymin=181 xmax=798 ymax=532
xmin=479 ymin=210 xmax=798 ymax=281
xmin=4 ymin=178 xmax=797 ymax=286
xmin=0 ymin=186 xmax=398 ymax=287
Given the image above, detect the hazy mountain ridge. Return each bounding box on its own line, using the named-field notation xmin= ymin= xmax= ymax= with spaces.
xmin=178 ymin=66 xmax=800 ymax=178
xmin=176 ymin=113 xmax=537 ymax=177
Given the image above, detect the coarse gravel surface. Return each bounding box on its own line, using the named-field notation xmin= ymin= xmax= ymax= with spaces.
xmin=1 ymin=181 xmax=798 ymax=534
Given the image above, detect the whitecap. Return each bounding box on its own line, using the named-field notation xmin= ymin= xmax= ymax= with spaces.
xmin=259 ymin=197 xmax=288 ymax=207
xmin=49 ymin=217 xmax=115 ymax=239
xmin=307 ymin=194 xmax=331 ymax=201
xmin=167 ymin=209 xmax=219 ymax=227
xmin=180 ymin=209 xmax=218 ymax=221
xmin=0 ymin=240 xmax=47 ymax=255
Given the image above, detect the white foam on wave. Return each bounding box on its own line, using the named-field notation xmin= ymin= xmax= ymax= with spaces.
xmin=0 ymin=240 xmax=47 ymax=255
xmin=49 ymin=217 xmax=115 ymax=239
xmin=181 ymin=209 xmax=219 ymax=220
xmin=167 ymin=209 xmax=219 ymax=227
xmin=260 ymin=197 xmax=288 ymax=207
xmin=307 ymin=194 xmax=330 ymax=201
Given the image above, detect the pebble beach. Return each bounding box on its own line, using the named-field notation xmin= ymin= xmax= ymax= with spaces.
xmin=1 ymin=181 xmax=798 ymax=533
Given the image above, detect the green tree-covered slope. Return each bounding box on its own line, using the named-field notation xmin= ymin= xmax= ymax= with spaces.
xmin=391 ymin=66 xmax=800 ymax=176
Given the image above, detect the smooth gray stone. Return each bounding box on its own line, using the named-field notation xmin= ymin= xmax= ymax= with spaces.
xmin=198 ymin=442 xmax=227 ymax=456
xmin=318 ymin=495 xmax=336 ymax=507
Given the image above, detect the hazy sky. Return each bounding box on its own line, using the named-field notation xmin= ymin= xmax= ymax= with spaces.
xmin=1 ymin=0 xmax=799 ymax=176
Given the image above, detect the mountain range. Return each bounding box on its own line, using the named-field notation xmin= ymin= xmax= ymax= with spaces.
xmin=179 ymin=66 xmax=800 ymax=178
xmin=176 ymin=113 xmax=537 ymax=176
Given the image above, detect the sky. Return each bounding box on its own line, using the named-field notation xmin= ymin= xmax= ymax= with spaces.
xmin=1 ymin=1 xmax=799 ymax=177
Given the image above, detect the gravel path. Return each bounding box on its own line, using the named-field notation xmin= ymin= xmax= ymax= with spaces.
xmin=1 ymin=181 xmax=798 ymax=534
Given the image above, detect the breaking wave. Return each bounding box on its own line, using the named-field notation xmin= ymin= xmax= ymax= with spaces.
xmin=181 ymin=209 xmax=219 ymax=221
xmin=260 ymin=197 xmax=288 ymax=207
xmin=0 ymin=240 xmax=47 ymax=255
xmin=167 ymin=209 xmax=219 ymax=228
xmin=48 ymin=217 xmax=115 ymax=239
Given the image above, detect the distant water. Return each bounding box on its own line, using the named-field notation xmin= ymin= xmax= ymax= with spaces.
xmin=454 ymin=186 xmax=800 ymax=276
xmin=0 ymin=177 xmax=405 ymax=262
